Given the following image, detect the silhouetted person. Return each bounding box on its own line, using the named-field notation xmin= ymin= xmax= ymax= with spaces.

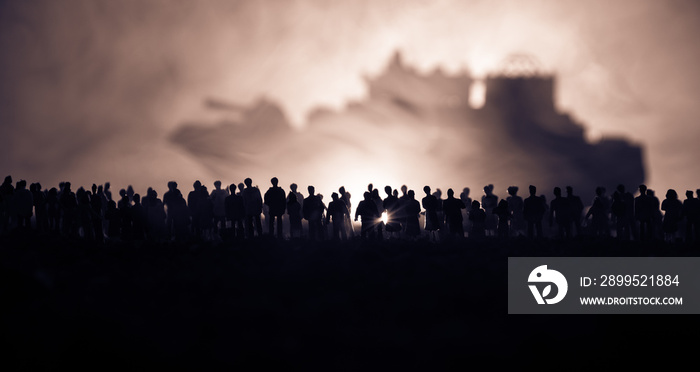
xmin=326 ymin=192 xmax=349 ymax=240
xmin=586 ymin=187 xmax=610 ymax=237
xmin=188 ymin=180 xmax=204 ymax=237
xmin=118 ymin=190 xmax=133 ymax=240
xmin=97 ymin=185 xmax=108 ymax=233
xmin=397 ymin=185 xmax=410 ymax=236
xmin=163 ymin=181 xmax=180 ymax=239
xmin=682 ymin=190 xmax=700 ymax=243
xmin=695 ymin=189 xmax=700 ymax=240
xmin=549 ymin=187 xmax=573 ymax=239
xmin=318 ymin=194 xmax=329 ymax=240
xmin=89 ymin=186 xmax=104 ymax=243
xmin=482 ymin=184 xmax=499 ymax=237
xmin=339 ymin=186 xmax=355 ymax=238
xmin=210 ymin=180 xmax=229 ymax=234
xmin=88 ymin=184 xmax=103 ymax=240
xmin=383 ymin=186 xmax=401 ymax=237
xmin=170 ymin=189 xmax=190 ymax=242
xmin=611 ymin=190 xmax=628 ymax=240
xmin=433 ymin=188 xmax=445 ymax=239
xmin=469 ymin=200 xmax=486 ymax=239
xmin=105 ymin=200 xmax=121 ymax=239
xmin=104 ymin=181 xmax=112 ymax=202
xmin=1 ymin=175 xmax=14 ymax=233
xmin=460 ymin=187 xmax=472 ymax=237
xmin=662 ymin=189 xmax=683 ymax=242
xmin=286 ymin=191 xmax=302 ymax=239
xmin=242 ymin=178 xmax=263 ymax=238
xmin=32 ymin=183 xmax=49 ymax=233
xmin=616 ymin=184 xmax=636 ymax=240
xmin=46 ymin=187 xmax=59 ymax=232
xmin=422 ymin=186 xmax=440 ymax=241
xmin=290 ymin=183 xmax=304 ymax=210
xmin=74 ymin=188 xmax=93 ymax=239
xmin=304 ymin=185 xmax=324 ymax=241
xmin=98 ymin=184 xmax=108 ymax=215
xmin=13 ymin=180 xmax=33 ymax=229
xmin=492 ymin=199 xmax=510 ymax=238
xmin=506 ymin=186 xmax=524 ymax=237
xmin=144 ymin=188 xmax=166 ymax=242
xmin=648 ymin=189 xmax=662 ymax=240
xmin=199 ymin=185 xmax=215 ymax=240
xmin=442 ymin=188 xmax=465 ymax=238
xmin=404 ymin=190 xmax=421 ymax=238
xmin=355 ymin=191 xmax=379 ymax=240
xmin=225 ymin=183 xmax=246 ymax=239
xmin=634 ymin=184 xmax=653 ymax=241
xmin=523 ymin=185 xmax=546 ymax=238
xmin=131 ymin=194 xmax=147 ymax=240
xmin=264 ymin=177 xmax=286 ymax=238
xmin=126 ymin=185 xmax=135 ymax=204
xmin=59 ymin=182 xmax=78 ymax=236
xmin=566 ymin=186 xmax=584 ymax=237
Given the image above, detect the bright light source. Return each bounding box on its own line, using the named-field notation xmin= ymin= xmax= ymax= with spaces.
xmin=381 ymin=211 xmax=388 ymax=224
xmin=469 ymin=79 xmax=486 ymax=109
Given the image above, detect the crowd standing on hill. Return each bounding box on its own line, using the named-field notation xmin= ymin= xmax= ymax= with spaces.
xmin=1 ymin=174 xmax=698 ymax=244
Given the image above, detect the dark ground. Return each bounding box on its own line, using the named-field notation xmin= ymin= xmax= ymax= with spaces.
xmin=2 ymin=231 xmax=699 ymax=370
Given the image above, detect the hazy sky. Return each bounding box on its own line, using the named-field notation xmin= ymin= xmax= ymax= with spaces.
xmin=2 ymin=0 xmax=700 ymax=197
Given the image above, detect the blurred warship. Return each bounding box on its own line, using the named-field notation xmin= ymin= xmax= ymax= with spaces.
xmin=171 ymin=51 xmax=645 ymax=203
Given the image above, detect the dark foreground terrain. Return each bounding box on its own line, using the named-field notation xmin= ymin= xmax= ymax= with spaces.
xmin=2 ymin=232 xmax=699 ymax=370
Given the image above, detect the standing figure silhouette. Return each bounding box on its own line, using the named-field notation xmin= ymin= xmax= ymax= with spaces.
xmin=635 ymin=185 xmax=653 ymax=241
xmin=611 ymin=190 xmax=628 ymax=240
xmin=242 ymin=178 xmax=263 ymax=238
xmin=339 ymin=186 xmax=355 ymax=238
xmin=14 ymin=180 xmax=33 ymax=229
xmin=682 ymin=190 xmax=700 ymax=243
xmin=585 ymin=187 xmax=610 ymax=238
xmin=210 ymin=180 xmax=229 ymax=235
xmin=46 ymin=188 xmax=59 ymax=232
xmin=304 ymin=186 xmax=324 ymax=241
xmin=460 ymin=187 xmax=472 ymax=237
xmin=661 ymin=189 xmax=683 ymax=242
xmin=507 ymin=186 xmax=524 ymax=237
xmin=566 ymin=186 xmax=584 ymax=237
xmin=383 ymin=186 xmax=401 ymax=238
xmin=422 ymin=186 xmax=440 ymax=241
xmin=523 ymin=185 xmax=546 ymax=239
xmin=264 ymin=177 xmax=286 ymax=239
xmin=549 ymin=187 xmax=573 ymax=239
xmin=286 ymin=191 xmax=302 ymax=239
xmin=481 ymin=184 xmax=499 ymax=237
xmin=355 ymin=191 xmax=379 ymax=240
xmin=493 ymin=199 xmax=510 ymax=238
xmin=442 ymin=188 xmax=465 ymax=239
xmin=404 ymin=190 xmax=421 ymax=239
xmin=326 ymin=192 xmax=349 ymax=240
xmin=469 ymin=200 xmax=486 ymax=239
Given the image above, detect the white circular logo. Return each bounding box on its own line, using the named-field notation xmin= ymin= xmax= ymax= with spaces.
xmin=528 ymin=265 xmax=568 ymax=304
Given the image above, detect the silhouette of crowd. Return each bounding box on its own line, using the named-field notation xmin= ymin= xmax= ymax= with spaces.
xmin=1 ymin=175 xmax=699 ymax=244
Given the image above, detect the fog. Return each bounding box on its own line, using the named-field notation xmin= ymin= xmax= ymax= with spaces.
xmin=2 ymin=0 xmax=699 ymax=203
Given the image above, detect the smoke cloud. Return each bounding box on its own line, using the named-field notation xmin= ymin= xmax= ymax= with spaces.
xmin=1 ymin=0 xmax=699 ymax=199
